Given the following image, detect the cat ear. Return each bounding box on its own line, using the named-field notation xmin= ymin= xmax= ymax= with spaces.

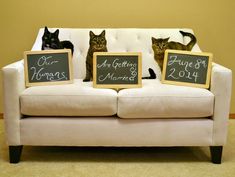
xmin=54 ymin=29 xmax=59 ymax=37
xmin=44 ymin=26 xmax=49 ymax=33
xmin=165 ymin=37 xmax=170 ymax=42
xmin=100 ymin=30 xmax=105 ymax=37
xmin=90 ymin=31 xmax=95 ymax=38
xmin=152 ymin=37 xmax=157 ymax=43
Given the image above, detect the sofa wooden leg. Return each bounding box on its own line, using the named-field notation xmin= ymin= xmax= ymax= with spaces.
xmin=9 ymin=146 xmax=23 ymax=163
xmin=210 ymin=146 xmax=223 ymax=164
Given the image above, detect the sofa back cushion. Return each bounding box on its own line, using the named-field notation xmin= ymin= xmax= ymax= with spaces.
xmin=31 ymin=28 xmax=201 ymax=79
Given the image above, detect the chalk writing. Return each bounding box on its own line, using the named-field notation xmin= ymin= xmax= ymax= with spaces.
xmin=37 ymin=56 xmax=58 ymax=67
xmin=162 ymin=50 xmax=212 ymax=88
xmin=167 ymin=55 xmax=206 ymax=83
xmin=96 ymin=58 xmax=137 ymax=83
xmin=30 ymin=67 xmax=67 ymax=81
xmin=24 ymin=50 xmax=72 ymax=86
xmin=93 ymin=53 xmax=142 ymax=88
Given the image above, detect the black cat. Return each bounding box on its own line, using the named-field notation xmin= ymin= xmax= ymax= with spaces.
xmin=41 ymin=26 xmax=74 ymax=54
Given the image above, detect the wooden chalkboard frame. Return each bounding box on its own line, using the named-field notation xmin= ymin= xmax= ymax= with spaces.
xmin=24 ymin=49 xmax=73 ymax=87
xmin=93 ymin=52 xmax=142 ymax=89
xmin=162 ymin=49 xmax=212 ymax=88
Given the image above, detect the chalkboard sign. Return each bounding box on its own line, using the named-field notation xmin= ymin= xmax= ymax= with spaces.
xmin=93 ymin=52 xmax=142 ymax=89
xmin=24 ymin=49 xmax=73 ymax=87
xmin=162 ymin=50 xmax=212 ymax=88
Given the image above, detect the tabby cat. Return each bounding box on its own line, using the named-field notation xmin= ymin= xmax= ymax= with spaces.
xmin=83 ymin=30 xmax=108 ymax=82
xmin=41 ymin=26 xmax=74 ymax=54
xmin=152 ymin=30 xmax=197 ymax=71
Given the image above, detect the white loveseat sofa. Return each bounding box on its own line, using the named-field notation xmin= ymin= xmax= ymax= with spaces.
xmin=2 ymin=28 xmax=232 ymax=164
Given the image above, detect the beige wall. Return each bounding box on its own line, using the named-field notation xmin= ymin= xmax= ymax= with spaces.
xmin=0 ymin=0 xmax=234 ymax=113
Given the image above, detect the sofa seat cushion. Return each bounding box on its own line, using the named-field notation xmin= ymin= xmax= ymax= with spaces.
xmin=118 ymin=80 xmax=214 ymax=118
xmin=20 ymin=79 xmax=117 ymax=116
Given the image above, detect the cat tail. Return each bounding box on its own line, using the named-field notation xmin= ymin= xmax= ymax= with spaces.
xmin=179 ymin=30 xmax=197 ymax=50
xmin=142 ymin=68 xmax=156 ymax=79
xmin=61 ymin=41 xmax=74 ymax=55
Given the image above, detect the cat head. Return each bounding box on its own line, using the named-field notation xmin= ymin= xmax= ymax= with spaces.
xmin=89 ymin=30 xmax=107 ymax=51
xmin=42 ymin=27 xmax=61 ymax=49
xmin=152 ymin=37 xmax=170 ymax=55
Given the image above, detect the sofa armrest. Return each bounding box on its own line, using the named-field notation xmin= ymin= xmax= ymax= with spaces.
xmin=210 ymin=62 xmax=232 ymax=145
xmin=2 ymin=60 xmax=25 ymax=145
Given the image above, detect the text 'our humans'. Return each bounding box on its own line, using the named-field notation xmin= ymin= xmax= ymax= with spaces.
xmin=30 ymin=55 xmax=67 ymax=81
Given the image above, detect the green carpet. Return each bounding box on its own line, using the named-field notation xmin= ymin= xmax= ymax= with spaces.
xmin=1 ymin=119 xmax=235 ymax=177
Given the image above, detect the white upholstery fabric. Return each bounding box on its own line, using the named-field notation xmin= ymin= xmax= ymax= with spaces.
xmin=118 ymin=80 xmax=214 ymax=118
xmin=20 ymin=79 xmax=117 ymax=116
xmin=20 ymin=117 xmax=213 ymax=146
xmin=210 ymin=63 xmax=232 ymax=145
xmin=20 ymin=79 xmax=214 ymax=118
xmin=31 ymin=28 xmax=201 ymax=80
xmin=2 ymin=60 xmax=25 ymax=145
